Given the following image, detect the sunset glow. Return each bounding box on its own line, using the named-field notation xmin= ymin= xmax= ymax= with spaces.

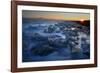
xmin=80 ymin=19 xmax=85 ymax=22
xmin=22 ymin=10 xmax=90 ymax=21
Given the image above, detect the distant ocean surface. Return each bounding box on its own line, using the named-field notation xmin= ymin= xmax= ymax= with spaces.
xmin=22 ymin=18 xmax=90 ymax=62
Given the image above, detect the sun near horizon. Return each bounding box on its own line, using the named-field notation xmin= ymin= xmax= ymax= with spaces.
xmin=22 ymin=10 xmax=90 ymax=21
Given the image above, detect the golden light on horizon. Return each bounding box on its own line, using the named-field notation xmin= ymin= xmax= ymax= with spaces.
xmin=80 ymin=19 xmax=85 ymax=22
xmin=22 ymin=10 xmax=90 ymax=21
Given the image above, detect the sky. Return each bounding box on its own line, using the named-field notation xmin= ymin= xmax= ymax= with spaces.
xmin=22 ymin=10 xmax=90 ymax=21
